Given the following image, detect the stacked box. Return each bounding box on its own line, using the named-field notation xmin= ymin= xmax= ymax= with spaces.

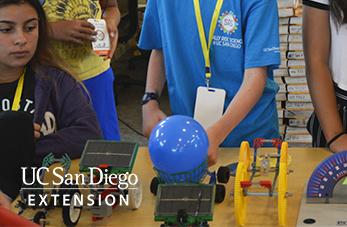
xmin=276 ymin=0 xmax=312 ymax=146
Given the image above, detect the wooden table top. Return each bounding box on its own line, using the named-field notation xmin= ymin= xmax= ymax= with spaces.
xmin=13 ymin=147 xmax=332 ymax=227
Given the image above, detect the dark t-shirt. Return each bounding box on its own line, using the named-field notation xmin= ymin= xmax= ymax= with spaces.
xmin=0 ymin=68 xmax=36 ymax=199
xmin=0 ymin=68 xmax=35 ymax=115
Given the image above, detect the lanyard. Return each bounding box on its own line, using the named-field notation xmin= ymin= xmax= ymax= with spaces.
xmin=193 ymin=0 xmax=224 ymax=87
xmin=11 ymin=68 xmax=26 ymax=111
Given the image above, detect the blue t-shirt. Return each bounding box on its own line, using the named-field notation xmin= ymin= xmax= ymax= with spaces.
xmin=139 ymin=0 xmax=281 ymax=147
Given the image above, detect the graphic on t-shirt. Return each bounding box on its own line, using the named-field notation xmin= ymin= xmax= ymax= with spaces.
xmin=40 ymin=111 xmax=57 ymax=136
xmin=218 ymin=11 xmax=238 ymax=35
xmin=44 ymin=0 xmax=99 ymax=20
xmin=213 ymin=11 xmax=242 ymax=49
xmin=43 ymin=0 xmax=100 ymax=60
xmin=0 ymin=98 xmax=35 ymax=114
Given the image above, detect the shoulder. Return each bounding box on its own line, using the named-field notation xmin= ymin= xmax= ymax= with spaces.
xmin=33 ymin=66 xmax=90 ymax=106
xmin=33 ymin=66 xmax=80 ymax=93
xmin=243 ymin=0 xmax=277 ymax=7
xmin=240 ymin=0 xmax=278 ymax=23
xmin=242 ymin=0 xmax=278 ymax=13
xmin=34 ymin=66 xmax=77 ymax=84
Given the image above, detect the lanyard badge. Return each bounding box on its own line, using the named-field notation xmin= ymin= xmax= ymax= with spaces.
xmin=194 ymin=86 xmax=226 ymax=129
xmin=193 ymin=0 xmax=223 ymax=87
xmin=193 ymin=0 xmax=226 ymax=129
xmin=12 ymin=68 xmax=26 ymax=111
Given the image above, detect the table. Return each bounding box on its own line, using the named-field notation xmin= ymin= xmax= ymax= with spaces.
xmin=15 ymin=147 xmax=332 ymax=227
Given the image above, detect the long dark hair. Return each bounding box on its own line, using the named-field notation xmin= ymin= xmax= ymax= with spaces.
xmin=0 ymin=0 xmax=57 ymax=73
xmin=331 ymin=0 xmax=347 ymax=25
xmin=0 ymin=0 xmax=81 ymax=81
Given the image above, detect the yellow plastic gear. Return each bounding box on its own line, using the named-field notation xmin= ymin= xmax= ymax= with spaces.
xmin=234 ymin=141 xmax=251 ymax=226
xmin=278 ymin=142 xmax=288 ymax=227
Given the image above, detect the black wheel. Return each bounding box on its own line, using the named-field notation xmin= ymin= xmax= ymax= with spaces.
xmin=58 ymin=182 xmax=69 ymax=206
xmin=215 ymin=184 xmax=225 ymax=203
xmin=193 ymin=223 xmax=209 ymax=227
xmin=150 ymin=177 xmax=160 ymax=195
xmin=58 ymin=181 xmax=78 ymax=206
xmin=33 ymin=211 xmax=46 ymax=225
xmin=201 ymin=221 xmax=209 ymax=227
xmin=217 ymin=166 xmax=230 ymax=183
xmin=62 ymin=189 xmax=82 ymax=226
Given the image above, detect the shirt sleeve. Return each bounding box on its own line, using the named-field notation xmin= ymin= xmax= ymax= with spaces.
xmin=138 ymin=0 xmax=162 ymax=50
xmin=303 ymin=0 xmax=329 ymax=10
xmin=243 ymin=0 xmax=281 ymax=70
xmin=35 ymin=70 xmax=103 ymax=163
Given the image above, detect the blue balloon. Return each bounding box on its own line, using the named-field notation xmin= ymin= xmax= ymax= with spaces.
xmin=148 ymin=115 xmax=209 ymax=175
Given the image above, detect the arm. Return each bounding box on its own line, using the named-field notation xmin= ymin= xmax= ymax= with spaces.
xmin=206 ymin=0 xmax=280 ymax=165
xmin=99 ymin=0 xmax=118 ymax=9
xmin=46 ymin=1 xmax=110 ymax=44
xmin=142 ymin=49 xmax=167 ymax=137
xmin=303 ymin=5 xmax=347 ymax=152
xmin=100 ymin=0 xmax=121 ymax=59
xmin=47 ymin=20 xmax=97 ymax=45
xmin=207 ymin=68 xmax=267 ymax=165
xmin=35 ymin=74 xmax=102 ymax=161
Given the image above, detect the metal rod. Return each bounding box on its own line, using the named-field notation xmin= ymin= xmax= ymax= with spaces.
xmin=245 ymin=192 xmax=278 ymax=197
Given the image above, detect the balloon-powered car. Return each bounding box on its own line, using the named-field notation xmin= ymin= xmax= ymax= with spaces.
xmin=148 ymin=115 xmax=225 ymax=227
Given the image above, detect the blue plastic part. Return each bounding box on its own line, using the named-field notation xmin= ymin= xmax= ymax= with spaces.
xmin=155 ymin=160 xmax=208 ymax=184
xmin=208 ymin=171 xmax=217 ymax=184
xmin=148 ymin=115 xmax=209 ymax=178
xmin=228 ymin=162 xmax=238 ymax=177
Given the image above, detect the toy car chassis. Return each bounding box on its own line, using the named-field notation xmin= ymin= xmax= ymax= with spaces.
xmin=16 ymin=153 xmax=82 ymax=226
xmin=79 ymin=140 xmax=143 ymax=221
xmin=150 ymin=161 xmax=226 ymax=204
xmin=217 ymin=138 xmax=290 ymax=226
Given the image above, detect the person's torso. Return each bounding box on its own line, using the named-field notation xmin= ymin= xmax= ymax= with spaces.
xmin=156 ymin=1 xmax=244 ymax=114
xmin=0 ymin=69 xmax=35 ymax=115
xmin=154 ymin=0 xmax=279 ymax=146
xmin=0 ymin=68 xmax=60 ymax=137
xmin=43 ymin=0 xmax=109 ymax=80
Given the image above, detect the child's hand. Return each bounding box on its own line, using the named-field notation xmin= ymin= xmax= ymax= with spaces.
xmin=0 ymin=192 xmax=11 ymax=209
xmin=206 ymin=127 xmax=221 ymax=166
xmin=33 ymin=123 xmax=41 ymax=139
xmin=142 ymin=101 xmax=167 ymax=138
xmin=49 ymin=20 xmax=97 ymax=44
